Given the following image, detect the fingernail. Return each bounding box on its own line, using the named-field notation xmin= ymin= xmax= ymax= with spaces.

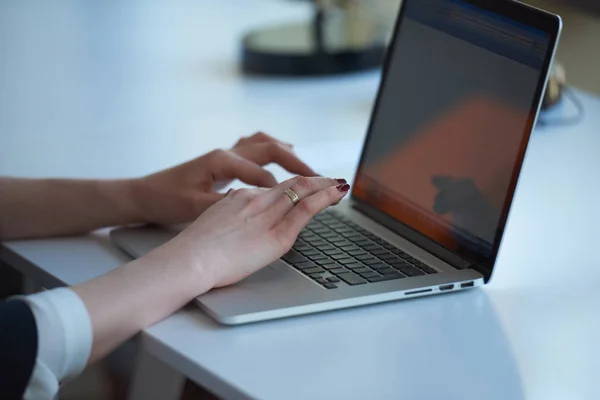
xmin=337 ymin=184 xmax=350 ymax=192
xmin=336 ymin=178 xmax=347 ymax=184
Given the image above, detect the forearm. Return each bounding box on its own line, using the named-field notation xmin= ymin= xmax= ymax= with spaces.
xmin=0 ymin=177 xmax=142 ymax=240
xmin=72 ymin=240 xmax=208 ymax=364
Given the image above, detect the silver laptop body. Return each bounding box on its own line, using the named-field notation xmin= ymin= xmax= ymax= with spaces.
xmin=111 ymin=0 xmax=561 ymax=325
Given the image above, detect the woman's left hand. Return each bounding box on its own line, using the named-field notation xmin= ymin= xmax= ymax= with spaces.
xmin=131 ymin=132 xmax=317 ymax=225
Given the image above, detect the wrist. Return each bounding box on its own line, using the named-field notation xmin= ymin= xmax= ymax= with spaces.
xmin=144 ymin=237 xmax=215 ymax=301
xmin=99 ymin=179 xmax=146 ymax=225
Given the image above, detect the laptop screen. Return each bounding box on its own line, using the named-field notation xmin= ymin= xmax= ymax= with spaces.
xmin=353 ymin=0 xmax=552 ymax=263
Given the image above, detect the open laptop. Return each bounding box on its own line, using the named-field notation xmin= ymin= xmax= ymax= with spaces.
xmin=111 ymin=0 xmax=561 ymax=325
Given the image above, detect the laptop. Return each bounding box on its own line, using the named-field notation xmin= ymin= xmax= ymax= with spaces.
xmin=110 ymin=0 xmax=561 ymax=325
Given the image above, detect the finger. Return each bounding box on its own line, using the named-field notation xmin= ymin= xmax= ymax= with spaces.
xmin=271 ymin=184 xmax=350 ymax=248
xmin=210 ymin=149 xmax=278 ymax=188
xmin=252 ymin=176 xmax=344 ymax=223
xmin=233 ymin=142 xmax=316 ymax=177
xmin=235 ymin=132 xmax=293 ymax=149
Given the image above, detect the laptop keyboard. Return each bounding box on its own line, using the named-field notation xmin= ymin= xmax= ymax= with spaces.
xmin=282 ymin=211 xmax=437 ymax=289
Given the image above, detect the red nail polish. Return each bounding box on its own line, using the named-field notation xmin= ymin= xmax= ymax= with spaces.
xmin=337 ymin=184 xmax=350 ymax=192
xmin=336 ymin=178 xmax=347 ymax=184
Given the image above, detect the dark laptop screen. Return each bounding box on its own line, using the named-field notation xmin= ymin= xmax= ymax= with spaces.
xmin=353 ymin=0 xmax=551 ymax=261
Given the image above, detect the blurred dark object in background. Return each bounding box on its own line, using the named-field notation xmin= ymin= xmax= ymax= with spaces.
xmin=241 ymin=0 xmax=395 ymax=76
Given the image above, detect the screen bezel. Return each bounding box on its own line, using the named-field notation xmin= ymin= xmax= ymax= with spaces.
xmin=350 ymin=0 xmax=562 ymax=282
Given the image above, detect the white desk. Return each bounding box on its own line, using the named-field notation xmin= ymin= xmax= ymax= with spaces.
xmin=2 ymin=1 xmax=600 ymax=400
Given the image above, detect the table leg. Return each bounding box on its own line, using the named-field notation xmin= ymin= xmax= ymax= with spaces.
xmin=128 ymin=347 xmax=185 ymax=400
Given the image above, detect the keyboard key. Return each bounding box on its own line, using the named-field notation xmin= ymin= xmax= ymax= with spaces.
xmin=304 ymin=236 xmax=322 ymax=244
xmin=388 ymin=260 xmax=407 ymax=267
xmin=308 ymin=254 xmax=328 ymax=262
xmin=323 ymin=249 xmax=342 ymax=256
xmin=300 ymin=235 xmax=318 ymax=242
xmin=337 ymin=272 xmax=367 ymax=286
xmin=344 ymin=263 xmax=365 ymax=271
xmin=339 ymin=244 xmax=358 ymax=251
xmin=316 ymin=244 xmax=335 ymax=251
xmin=363 ymin=260 xmax=387 ymax=269
xmin=378 ymin=267 xmax=398 ymax=275
xmin=391 ymin=248 xmax=405 ymax=255
xmin=310 ymin=273 xmax=325 ymax=279
xmin=383 ymin=243 xmax=397 ymax=250
xmin=311 ymin=239 xmax=327 ymax=247
xmin=378 ymin=273 xmax=406 ymax=281
xmin=356 ymin=254 xmax=376 ymax=261
xmin=419 ymin=265 xmax=438 ymax=274
xmin=353 ymin=267 xmax=371 ymax=274
xmin=371 ymin=249 xmax=388 ymax=256
xmin=321 ymin=263 xmax=342 ymax=270
xmin=303 ymin=267 xmax=325 ymax=275
xmin=330 ymin=267 xmax=348 ymax=275
xmin=348 ymin=249 xmax=366 ymax=256
xmin=367 ymin=275 xmax=389 ymax=283
xmin=359 ymin=271 xmax=381 ymax=279
xmin=326 ymin=277 xmax=340 ymax=283
xmin=314 ymin=259 xmax=335 ymax=266
xmin=354 ymin=239 xmax=371 ymax=246
xmin=316 ymin=278 xmax=329 ymax=284
xmin=320 ymin=232 xmax=338 ymax=239
xmin=399 ymin=266 xmax=425 ymax=277
xmin=323 ymin=283 xmax=338 ymax=289
xmin=370 ymin=263 xmax=391 ymax=271
xmin=294 ymin=245 xmax=312 ymax=253
xmin=294 ymin=261 xmax=318 ymax=270
xmin=378 ymin=254 xmax=397 ymax=262
xmin=282 ymin=250 xmax=307 ymax=264
xmin=301 ymin=249 xmax=320 ymax=256
xmin=362 ymin=244 xmax=379 ymax=251
xmin=374 ymin=238 xmax=388 ymax=246
xmin=331 ymin=253 xmax=352 ymax=261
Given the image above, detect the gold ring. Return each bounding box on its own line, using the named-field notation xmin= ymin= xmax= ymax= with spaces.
xmin=284 ymin=188 xmax=300 ymax=205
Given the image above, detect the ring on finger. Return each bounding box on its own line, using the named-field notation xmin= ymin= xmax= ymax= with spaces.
xmin=283 ymin=188 xmax=300 ymax=206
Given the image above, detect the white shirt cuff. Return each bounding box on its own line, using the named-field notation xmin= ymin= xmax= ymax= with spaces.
xmin=17 ymin=287 xmax=93 ymax=399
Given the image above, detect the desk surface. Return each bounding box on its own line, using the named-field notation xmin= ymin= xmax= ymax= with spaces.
xmin=2 ymin=1 xmax=600 ymax=400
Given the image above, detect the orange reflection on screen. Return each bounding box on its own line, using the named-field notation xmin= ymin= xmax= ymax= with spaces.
xmin=354 ymin=95 xmax=531 ymax=248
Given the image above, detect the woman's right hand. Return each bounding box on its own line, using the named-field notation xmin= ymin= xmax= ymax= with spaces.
xmin=74 ymin=175 xmax=349 ymax=366
xmin=156 ymin=176 xmax=350 ymax=291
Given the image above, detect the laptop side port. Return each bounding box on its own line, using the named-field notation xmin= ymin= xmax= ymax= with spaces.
xmin=439 ymin=284 xmax=454 ymax=291
xmin=461 ymin=281 xmax=475 ymax=288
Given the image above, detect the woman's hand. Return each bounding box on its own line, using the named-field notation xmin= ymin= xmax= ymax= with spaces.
xmin=74 ymin=176 xmax=349 ymax=363
xmin=132 ymin=132 xmax=317 ymax=225
xmin=156 ymin=176 xmax=350 ymax=289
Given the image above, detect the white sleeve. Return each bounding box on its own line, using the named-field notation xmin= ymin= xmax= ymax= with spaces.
xmin=16 ymin=287 xmax=93 ymax=400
